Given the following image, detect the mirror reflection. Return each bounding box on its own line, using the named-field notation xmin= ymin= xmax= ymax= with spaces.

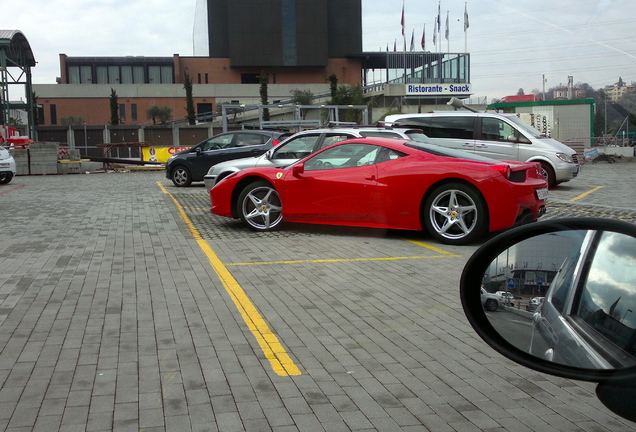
xmin=481 ymin=229 xmax=636 ymax=370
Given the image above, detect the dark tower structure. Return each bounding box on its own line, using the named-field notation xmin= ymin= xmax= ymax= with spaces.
xmin=207 ymin=0 xmax=362 ymax=68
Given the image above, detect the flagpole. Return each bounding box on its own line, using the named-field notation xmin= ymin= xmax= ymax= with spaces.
xmin=402 ymin=0 xmax=407 ymax=83
xmin=464 ymin=2 xmax=469 ymax=53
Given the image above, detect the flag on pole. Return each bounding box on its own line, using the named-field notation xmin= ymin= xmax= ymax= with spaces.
xmin=437 ymin=2 xmax=441 ymax=33
xmin=445 ymin=11 xmax=449 ymax=40
xmin=433 ymin=19 xmax=437 ymax=46
xmin=421 ymin=24 xmax=426 ymax=50
xmin=410 ymin=29 xmax=415 ymax=51
xmin=464 ymin=3 xmax=469 ymax=31
xmin=401 ymin=0 xmax=405 ymax=36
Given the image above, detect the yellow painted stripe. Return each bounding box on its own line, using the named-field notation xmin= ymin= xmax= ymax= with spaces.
xmin=227 ymin=239 xmax=460 ymax=266
xmin=158 ymin=182 xmax=301 ymax=376
xmin=403 ymin=238 xmax=460 ymax=255
xmin=228 ymin=254 xmax=460 ymax=266
xmin=570 ymin=186 xmax=603 ymax=202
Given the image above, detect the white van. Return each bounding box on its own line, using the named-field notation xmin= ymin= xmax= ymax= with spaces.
xmin=383 ymin=112 xmax=581 ymax=187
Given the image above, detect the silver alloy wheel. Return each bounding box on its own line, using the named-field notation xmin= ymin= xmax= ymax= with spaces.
xmin=239 ymin=183 xmax=283 ymax=230
xmin=428 ymin=188 xmax=479 ymax=241
xmin=171 ymin=167 xmax=192 ymax=187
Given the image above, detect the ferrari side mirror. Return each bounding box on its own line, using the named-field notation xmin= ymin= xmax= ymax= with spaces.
xmin=292 ymin=163 xmax=304 ymax=176
xmin=460 ymin=218 xmax=636 ymax=422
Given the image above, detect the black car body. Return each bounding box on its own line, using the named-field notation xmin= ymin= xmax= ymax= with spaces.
xmin=165 ymin=130 xmax=289 ymax=187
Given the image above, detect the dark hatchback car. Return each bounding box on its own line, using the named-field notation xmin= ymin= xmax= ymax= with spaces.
xmin=165 ymin=130 xmax=289 ymax=187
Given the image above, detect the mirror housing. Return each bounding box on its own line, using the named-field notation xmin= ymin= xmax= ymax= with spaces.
xmin=292 ymin=163 xmax=304 ymax=176
xmin=461 ymin=218 xmax=636 ymax=383
xmin=460 ymin=218 xmax=636 ymax=421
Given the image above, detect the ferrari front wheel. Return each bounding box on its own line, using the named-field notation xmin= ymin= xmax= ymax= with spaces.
xmin=423 ymin=183 xmax=487 ymax=245
xmin=238 ymin=181 xmax=283 ymax=231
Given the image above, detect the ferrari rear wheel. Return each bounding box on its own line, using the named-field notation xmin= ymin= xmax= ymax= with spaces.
xmin=423 ymin=182 xmax=487 ymax=245
xmin=238 ymin=181 xmax=283 ymax=231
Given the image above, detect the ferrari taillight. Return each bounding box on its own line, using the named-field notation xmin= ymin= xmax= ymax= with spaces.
xmin=492 ymin=164 xmax=511 ymax=179
xmin=272 ymin=139 xmax=281 ymax=146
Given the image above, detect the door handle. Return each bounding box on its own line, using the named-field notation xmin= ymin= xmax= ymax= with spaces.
xmin=463 ymin=143 xmax=472 ymax=147
xmin=364 ymin=175 xmax=376 ymax=181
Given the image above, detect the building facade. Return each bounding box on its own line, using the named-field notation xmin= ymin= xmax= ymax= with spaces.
xmin=31 ymin=0 xmax=472 ymax=132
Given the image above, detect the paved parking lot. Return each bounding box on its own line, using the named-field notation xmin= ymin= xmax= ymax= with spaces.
xmin=0 ymin=160 xmax=635 ymax=431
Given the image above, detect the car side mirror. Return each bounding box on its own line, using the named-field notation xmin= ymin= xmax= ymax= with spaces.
xmin=460 ymin=218 xmax=636 ymax=422
xmin=265 ymin=149 xmax=274 ymax=160
xmin=506 ymin=135 xmax=517 ymax=143
xmin=292 ymin=163 xmax=304 ymax=176
xmin=196 ymin=147 xmax=202 ymax=155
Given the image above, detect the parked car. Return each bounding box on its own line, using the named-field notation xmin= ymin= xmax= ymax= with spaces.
xmin=210 ymin=137 xmax=548 ymax=245
xmin=203 ymin=126 xmax=434 ymax=191
xmin=526 ymin=296 xmax=544 ymax=312
xmin=0 ymin=145 xmax=16 ymax=184
xmin=382 ymin=111 xmax=581 ymax=188
xmin=481 ymin=288 xmax=502 ymax=311
xmin=165 ymin=130 xmax=290 ymax=187
xmin=494 ymin=291 xmax=519 ymax=306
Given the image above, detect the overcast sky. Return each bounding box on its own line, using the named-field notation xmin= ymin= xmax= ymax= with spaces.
xmin=5 ymin=0 xmax=636 ymax=101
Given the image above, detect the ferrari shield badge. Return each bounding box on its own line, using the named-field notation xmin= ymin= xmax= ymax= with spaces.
xmin=276 ymin=172 xmax=283 ymax=179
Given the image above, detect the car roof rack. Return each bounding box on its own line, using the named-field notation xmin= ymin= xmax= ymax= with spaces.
xmin=326 ymin=121 xmax=359 ymax=128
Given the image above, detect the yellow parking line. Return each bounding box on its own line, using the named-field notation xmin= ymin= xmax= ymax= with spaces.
xmin=570 ymin=186 xmax=603 ymax=202
xmin=158 ymin=183 xmax=301 ymax=376
xmin=228 ymin=254 xmax=460 ymax=266
xmin=228 ymin=239 xmax=460 ymax=266
xmin=402 ymin=238 xmax=459 ymax=255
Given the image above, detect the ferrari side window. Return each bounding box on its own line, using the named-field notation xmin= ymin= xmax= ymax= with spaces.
xmin=376 ymin=148 xmax=404 ymax=163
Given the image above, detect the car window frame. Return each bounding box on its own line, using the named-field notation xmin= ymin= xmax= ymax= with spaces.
xmin=270 ymin=133 xmax=323 ymax=159
xmin=303 ymin=143 xmax=383 ymax=171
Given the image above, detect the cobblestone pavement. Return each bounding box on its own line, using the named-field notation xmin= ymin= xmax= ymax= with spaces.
xmin=0 ymin=161 xmax=634 ymax=432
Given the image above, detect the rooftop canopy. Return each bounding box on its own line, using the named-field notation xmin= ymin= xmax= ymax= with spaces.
xmin=0 ymin=30 xmax=36 ymax=67
xmin=0 ymin=30 xmax=36 ymax=137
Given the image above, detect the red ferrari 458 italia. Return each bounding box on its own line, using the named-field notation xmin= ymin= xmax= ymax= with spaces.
xmin=210 ymin=137 xmax=548 ymax=245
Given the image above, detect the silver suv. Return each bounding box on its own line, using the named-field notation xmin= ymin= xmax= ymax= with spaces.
xmin=203 ymin=126 xmax=434 ymax=190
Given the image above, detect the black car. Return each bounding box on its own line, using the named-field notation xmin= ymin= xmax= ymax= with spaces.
xmin=165 ymin=130 xmax=290 ymax=187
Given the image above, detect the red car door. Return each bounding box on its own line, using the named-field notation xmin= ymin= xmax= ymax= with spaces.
xmin=282 ymin=143 xmax=380 ymax=222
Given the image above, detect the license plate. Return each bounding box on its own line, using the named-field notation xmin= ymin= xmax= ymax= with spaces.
xmin=535 ymin=188 xmax=549 ymax=200
xmin=0 ymin=163 xmax=9 ymax=168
